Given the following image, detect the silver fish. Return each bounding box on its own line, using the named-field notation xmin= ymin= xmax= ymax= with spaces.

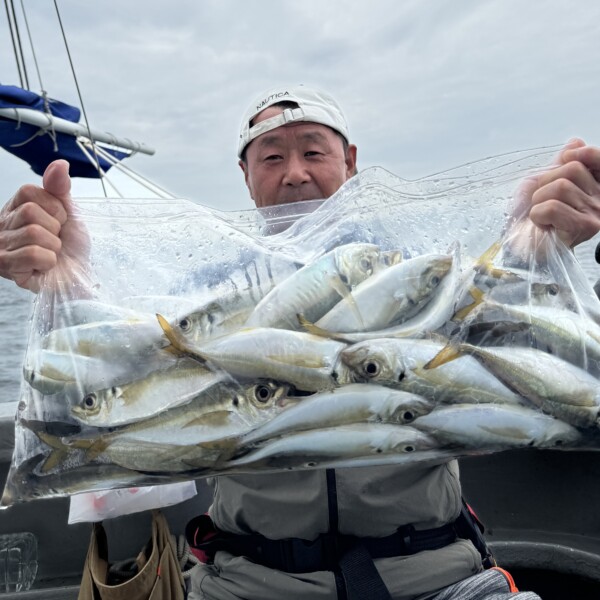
xmin=466 ymin=300 xmax=600 ymax=374
xmin=70 ymin=359 xmax=226 ymax=428
xmin=165 ymin=294 xmax=257 ymax=345
xmin=43 ymin=318 xmax=168 ymax=359
xmin=304 ymin=245 xmax=463 ymax=341
xmin=23 ymin=350 xmax=109 ymax=395
xmin=24 ymin=346 xmax=180 ymax=397
xmin=412 ymin=403 xmax=582 ymax=449
xmin=228 ymin=423 xmax=438 ymax=470
xmin=245 ymin=243 xmax=382 ymax=330
xmin=340 ymin=337 xmax=522 ymax=406
xmin=158 ymin=319 xmax=352 ymax=392
xmin=426 ymin=342 xmax=600 ymax=428
xmin=315 ymin=254 xmax=453 ymax=332
xmin=38 ymin=379 xmax=291 ymax=474
xmin=54 ymin=300 xmax=151 ymax=328
xmin=241 ymin=384 xmax=434 ymax=445
xmin=0 ymin=454 xmax=156 ymax=505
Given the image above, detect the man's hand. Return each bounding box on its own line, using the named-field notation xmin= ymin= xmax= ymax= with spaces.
xmin=0 ymin=160 xmax=88 ymax=292
xmin=523 ymin=139 xmax=600 ymax=248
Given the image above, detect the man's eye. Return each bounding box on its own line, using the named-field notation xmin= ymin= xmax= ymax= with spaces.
xmin=264 ymin=154 xmax=282 ymax=161
xmin=305 ymin=151 xmax=321 ymax=157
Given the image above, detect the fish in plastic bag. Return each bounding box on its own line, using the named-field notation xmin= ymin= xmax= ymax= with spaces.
xmin=4 ymin=147 xmax=600 ymax=506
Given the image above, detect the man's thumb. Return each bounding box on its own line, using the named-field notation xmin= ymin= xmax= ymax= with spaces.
xmin=42 ymin=159 xmax=72 ymax=202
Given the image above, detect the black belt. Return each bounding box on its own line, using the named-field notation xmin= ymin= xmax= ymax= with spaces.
xmin=187 ymin=515 xmax=458 ymax=574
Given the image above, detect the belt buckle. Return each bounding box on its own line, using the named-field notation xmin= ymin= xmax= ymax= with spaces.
xmin=398 ymin=524 xmax=415 ymax=552
xmin=286 ymin=536 xmax=329 ymax=573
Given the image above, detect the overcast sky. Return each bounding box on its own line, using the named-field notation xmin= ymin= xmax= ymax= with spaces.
xmin=1 ymin=0 xmax=600 ymax=211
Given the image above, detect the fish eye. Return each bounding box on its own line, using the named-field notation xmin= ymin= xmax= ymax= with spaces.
xmin=253 ymin=385 xmax=273 ymax=404
xmin=179 ymin=317 xmax=192 ymax=332
xmin=363 ymin=361 xmax=380 ymax=377
xmin=398 ymin=370 xmax=406 ymax=382
xmin=431 ymin=276 xmax=440 ymax=286
xmin=548 ymin=284 xmax=559 ymax=296
xmin=339 ymin=273 xmax=349 ymax=285
xmin=232 ymin=396 xmax=240 ymax=408
xmin=360 ymin=258 xmax=372 ymax=273
xmin=404 ymin=445 xmax=415 ymax=453
xmin=83 ymin=393 xmax=97 ymax=410
xmin=402 ymin=410 xmax=415 ymax=422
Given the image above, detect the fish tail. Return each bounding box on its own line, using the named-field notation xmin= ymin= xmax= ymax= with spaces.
xmin=453 ymin=286 xmax=485 ymax=322
xmin=474 ymin=241 xmax=522 ymax=281
xmin=36 ymin=432 xmax=70 ymax=474
xmin=475 ymin=240 xmax=502 ymax=271
xmin=68 ymin=437 xmax=110 ymax=462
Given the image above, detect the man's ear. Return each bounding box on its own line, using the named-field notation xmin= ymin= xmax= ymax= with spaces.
xmin=345 ymin=144 xmax=358 ymax=177
xmin=239 ymin=159 xmax=254 ymax=199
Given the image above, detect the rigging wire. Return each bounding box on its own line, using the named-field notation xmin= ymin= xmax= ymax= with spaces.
xmin=8 ymin=0 xmax=29 ymax=88
xmin=19 ymin=0 xmax=46 ymax=93
xmin=53 ymin=0 xmax=108 ymax=196
xmin=3 ymin=0 xmax=26 ymax=88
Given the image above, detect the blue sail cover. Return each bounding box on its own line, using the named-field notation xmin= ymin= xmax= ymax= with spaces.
xmin=0 ymin=85 xmax=128 ymax=177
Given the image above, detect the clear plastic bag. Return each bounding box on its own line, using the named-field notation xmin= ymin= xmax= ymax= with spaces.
xmin=4 ymin=145 xmax=600 ymax=506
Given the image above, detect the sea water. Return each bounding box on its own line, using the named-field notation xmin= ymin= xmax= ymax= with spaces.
xmin=0 ymin=278 xmax=32 ymax=406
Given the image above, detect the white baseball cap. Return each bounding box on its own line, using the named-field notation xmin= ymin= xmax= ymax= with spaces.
xmin=238 ymin=84 xmax=350 ymax=158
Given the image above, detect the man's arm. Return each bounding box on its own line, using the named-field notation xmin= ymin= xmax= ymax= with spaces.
xmin=0 ymin=160 xmax=88 ymax=292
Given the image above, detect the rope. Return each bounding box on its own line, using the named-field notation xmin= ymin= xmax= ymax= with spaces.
xmin=173 ymin=533 xmax=202 ymax=580
xmin=53 ymin=0 xmax=107 ymax=196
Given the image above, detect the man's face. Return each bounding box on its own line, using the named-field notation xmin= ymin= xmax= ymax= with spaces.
xmin=240 ymin=106 xmax=357 ymax=208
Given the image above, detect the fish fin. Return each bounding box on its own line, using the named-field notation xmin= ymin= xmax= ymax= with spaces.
xmin=156 ymin=313 xmax=185 ymax=352
xmin=329 ymin=276 xmax=367 ymax=330
xmin=41 ymin=449 xmax=68 ymax=474
xmin=184 ymin=411 xmax=231 ymax=428
xmin=37 ymin=431 xmax=65 ymax=450
xmin=297 ymin=314 xmax=352 ymax=342
xmin=156 ymin=313 xmax=206 ymax=360
xmin=446 ymin=240 xmax=461 ymax=256
xmin=423 ymin=343 xmax=463 ymax=370
xmin=479 ymin=425 xmax=530 ymax=441
xmin=381 ymin=250 xmax=403 ymax=267
xmin=453 ymin=287 xmax=485 ymax=322
xmin=329 ymin=273 xmax=352 ymax=301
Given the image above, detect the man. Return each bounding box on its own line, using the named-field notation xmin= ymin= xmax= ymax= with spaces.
xmin=1 ymin=85 xmax=600 ymax=600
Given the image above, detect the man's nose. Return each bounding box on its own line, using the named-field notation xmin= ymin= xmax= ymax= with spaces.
xmin=282 ymin=155 xmax=310 ymax=186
